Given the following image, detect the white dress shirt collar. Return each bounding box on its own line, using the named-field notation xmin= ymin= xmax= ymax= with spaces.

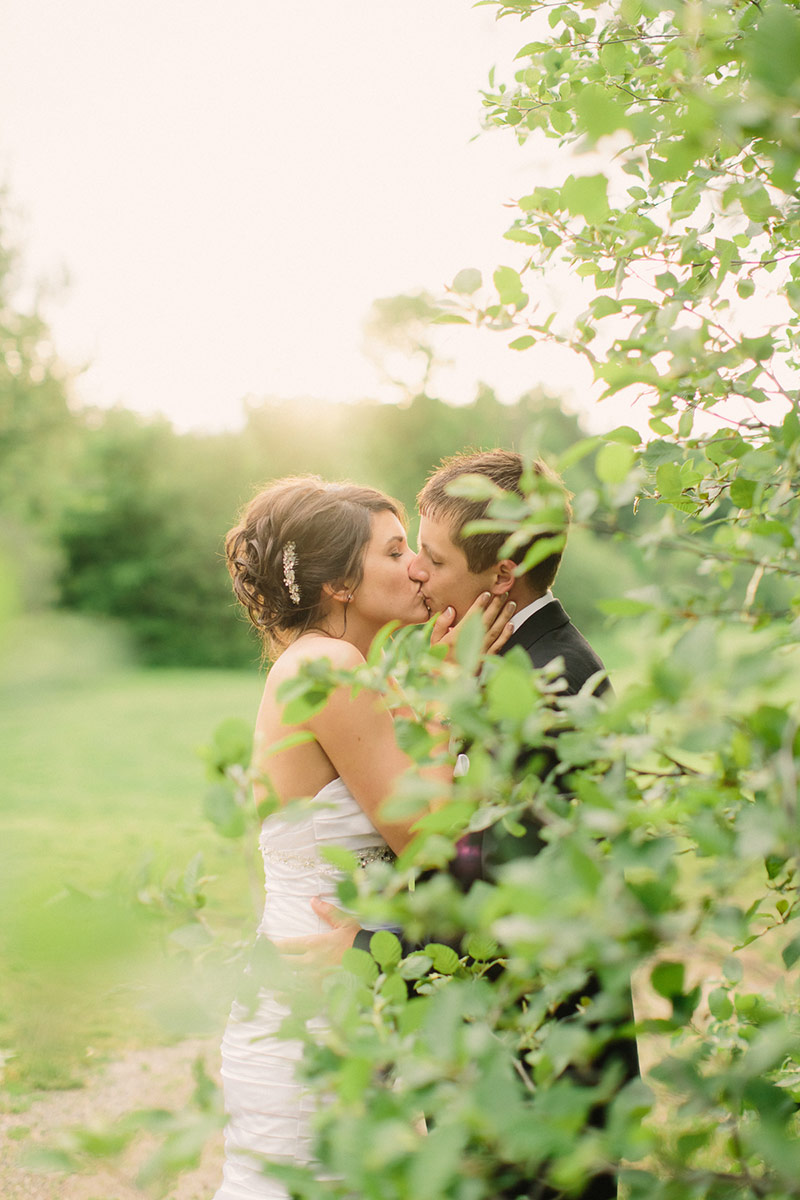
xmin=508 ymin=590 xmax=556 ymax=633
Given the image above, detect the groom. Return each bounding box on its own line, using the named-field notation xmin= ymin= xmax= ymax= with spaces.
xmin=404 ymin=447 xmax=610 ymax=887
xmin=315 ymin=449 xmax=636 ymax=1199
xmin=411 ymin=447 xmax=608 ymax=695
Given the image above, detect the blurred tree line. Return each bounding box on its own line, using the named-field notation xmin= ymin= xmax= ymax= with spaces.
xmin=1 ymin=234 xmax=650 ymax=667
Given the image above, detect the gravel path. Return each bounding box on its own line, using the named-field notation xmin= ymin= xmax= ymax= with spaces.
xmin=0 ymin=1039 xmax=223 ymax=1200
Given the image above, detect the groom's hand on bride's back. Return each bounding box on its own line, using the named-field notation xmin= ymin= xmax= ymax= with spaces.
xmin=430 ymin=592 xmax=516 ymax=662
xmin=313 ymin=898 xmax=412 ymax=959
xmin=272 ymin=898 xmax=361 ymax=967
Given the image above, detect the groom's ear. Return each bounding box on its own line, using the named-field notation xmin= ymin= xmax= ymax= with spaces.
xmin=490 ymin=559 xmax=516 ymax=596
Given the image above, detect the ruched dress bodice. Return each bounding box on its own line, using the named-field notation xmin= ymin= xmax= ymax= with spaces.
xmin=214 ymin=778 xmax=392 ymax=1200
xmin=257 ymin=777 xmax=393 ymax=939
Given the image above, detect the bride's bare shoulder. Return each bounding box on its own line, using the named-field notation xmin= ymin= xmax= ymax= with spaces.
xmin=267 ymin=636 xmax=365 ymax=686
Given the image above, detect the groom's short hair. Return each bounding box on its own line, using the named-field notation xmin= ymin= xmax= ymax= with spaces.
xmin=417 ymin=449 xmax=571 ymax=594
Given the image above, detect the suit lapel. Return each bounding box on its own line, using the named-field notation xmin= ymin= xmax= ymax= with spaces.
xmin=500 ymin=599 xmax=570 ymax=657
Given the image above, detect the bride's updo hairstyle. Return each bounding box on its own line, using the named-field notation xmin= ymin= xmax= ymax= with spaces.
xmin=225 ymin=476 xmax=404 ymax=656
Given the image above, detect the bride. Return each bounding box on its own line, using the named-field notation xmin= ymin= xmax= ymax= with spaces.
xmin=214 ymin=475 xmax=512 ymax=1200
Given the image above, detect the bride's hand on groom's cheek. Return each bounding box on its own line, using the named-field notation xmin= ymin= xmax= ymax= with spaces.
xmin=430 ymin=592 xmax=515 ymax=662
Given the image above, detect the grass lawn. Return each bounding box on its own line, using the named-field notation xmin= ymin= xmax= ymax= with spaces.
xmin=3 ymin=610 xmax=791 ymax=1092
xmin=1 ymin=614 xmax=264 ymax=1089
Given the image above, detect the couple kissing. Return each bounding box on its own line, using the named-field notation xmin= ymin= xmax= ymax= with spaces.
xmin=214 ymin=448 xmax=633 ymax=1200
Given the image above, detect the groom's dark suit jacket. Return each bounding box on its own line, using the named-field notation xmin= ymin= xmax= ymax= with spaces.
xmin=506 ymin=596 xmax=611 ymax=694
xmin=358 ymin=598 xmax=638 ymax=1200
xmin=451 ymin=597 xmax=610 ymax=887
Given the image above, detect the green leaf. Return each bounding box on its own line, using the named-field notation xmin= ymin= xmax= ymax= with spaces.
xmin=203 ymin=717 xmax=252 ymax=773
xmin=642 ymin=439 xmax=683 ymax=470
xmin=281 ymin=689 xmax=330 ymax=724
xmin=574 ymin=86 xmax=630 ymax=142
xmin=394 ymin=717 xmax=436 ymax=760
xmin=596 ymin=442 xmax=636 ymax=484
xmin=740 ymin=334 xmax=773 ymax=362
xmin=453 ymin=609 xmax=486 ymax=674
xmin=651 ymin=140 xmax=698 ymax=184
xmin=561 ymin=173 xmax=610 ymax=224
xmin=380 ymin=973 xmax=408 ymax=1006
xmin=399 ymin=952 xmax=433 ymax=980
xmin=596 ymin=359 xmax=660 ymax=398
xmin=262 ymin=729 xmax=316 ymax=758
xmin=591 ymin=295 xmax=623 ymax=318
xmin=452 ymin=267 xmax=482 ymax=295
xmin=549 ymin=105 xmax=574 ymax=136
xmin=337 ymin=1056 xmax=371 ymax=1102
xmin=740 ymin=184 xmax=774 ymax=222
xmin=369 ymin=929 xmax=403 ymax=970
xmin=599 ymin=38 xmax=628 ymax=76
xmin=783 ymin=936 xmax=800 ymax=970
xmin=342 ymin=947 xmax=379 ymax=985
xmin=514 ymin=40 xmax=546 ymax=60
xmin=605 ymin=425 xmax=641 ymax=446
xmin=556 ymin=436 xmax=601 ymax=472
xmin=504 ymin=226 xmax=540 ymax=245
xmin=203 ymin=783 xmax=245 ymax=839
xmin=723 ymin=956 xmax=743 ymax=983
xmin=424 ymin=943 xmax=461 ymax=975
xmin=319 ymin=846 xmax=358 ymax=873
xmin=486 ymin=657 xmax=539 ymax=721
xmin=705 ymin=438 xmax=738 ymax=466
xmin=446 ymin=473 xmax=505 ymax=501
xmin=465 ymin=932 xmax=499 ymax=961
xmin=745 ymin=2 xmax=800 ymax=97
xmin=782 ymin=409 xmax=800 ymax=448
xmin=656 ymin=462 xmax=683 ymax=498
xmin=766 ymin=854 xmax=788 ymax=880
xmin=432 ymin=312 xmax=470 ymax=325
xmin=750 ymin=519 xmax=793 ymax=547
xmin=409 ymin=1122 xmax=468 ymax=1200
xmin=516 ymin=534 xmax=566 ymax=574
xmin=509 ymin=335 xmax=536 ymax=350
xmin=494 ymin=265 xmax=528 ymax=309
xmin=366 ymin=619 xmax=401 ymax=667
xmin=651 ymin=960 xmax=685 ymax=999
xmin=729 ymin=477 xmax=757 ymax=508
xmin=708 ymin=987 xmax=734 ymax=1020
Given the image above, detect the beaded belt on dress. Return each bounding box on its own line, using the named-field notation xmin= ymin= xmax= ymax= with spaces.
xmin=261 ymin=845 xmax=396 ymax=874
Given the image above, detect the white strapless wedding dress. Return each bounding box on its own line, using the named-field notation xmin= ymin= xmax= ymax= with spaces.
xmin=214 ymin=777 xmax=393 ymax=1200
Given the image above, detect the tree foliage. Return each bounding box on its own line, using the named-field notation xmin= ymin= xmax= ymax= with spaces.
xmin=0 ymin=204 xmax=80 ymax=611
xmin=10 ymin=375 xmax=642 ymax=665
xmin=211 ymin=3 xmax=800 ymax=1197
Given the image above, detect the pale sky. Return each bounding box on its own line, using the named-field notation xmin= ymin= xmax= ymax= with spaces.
xmin=1 ymin=0 xmax=615 ymax=432
xmin=2 ymin=2 xmax=788 ymax=439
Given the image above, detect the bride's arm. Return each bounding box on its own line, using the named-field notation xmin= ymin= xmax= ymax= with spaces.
xmin=301 ymin=640 xmax=451 ymax=855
